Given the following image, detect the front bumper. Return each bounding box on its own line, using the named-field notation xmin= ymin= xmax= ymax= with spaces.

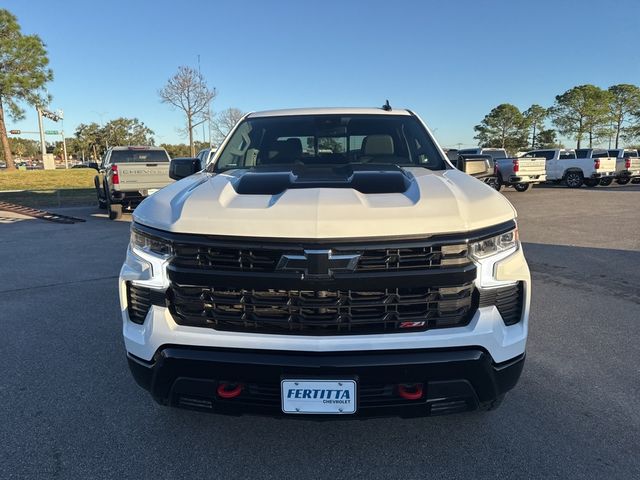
xmin=120 ymin=246 xmax=531 ymax=365
xmin=120 ymin=229 xmax=531 ymax=417
xmin=128 ymin=346 xmax=525 ymax=417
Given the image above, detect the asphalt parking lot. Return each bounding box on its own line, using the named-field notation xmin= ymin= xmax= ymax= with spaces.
xmin=1 ymin=183 xmax=639 ymax=479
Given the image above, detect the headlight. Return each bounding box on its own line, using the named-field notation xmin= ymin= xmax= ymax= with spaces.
xmin=130 ymin=227 xmax=173 ymax=257
xmin=469 ymin=228 xmax=518 ymax=260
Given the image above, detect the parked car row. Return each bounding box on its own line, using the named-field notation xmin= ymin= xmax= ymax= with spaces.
xmin=92 ymin=140 xmax=637 ymax=222
xmin=446 ymin=147 xmax=639 ymax=191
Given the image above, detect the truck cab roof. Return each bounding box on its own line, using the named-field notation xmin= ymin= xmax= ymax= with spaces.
xmin=247 ymin=107 xmax=413 ymax=118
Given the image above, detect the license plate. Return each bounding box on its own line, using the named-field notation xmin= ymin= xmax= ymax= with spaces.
xmin=281 ymin=379 xmax=357 ymax=414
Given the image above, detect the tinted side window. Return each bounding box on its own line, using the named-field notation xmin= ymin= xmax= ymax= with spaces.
xmin=483 ymin=149 xmax=507 ymax=159
xmin=536 ymin=151 xmax=556 ymax=160
xmin=100 ymin=151 xmax=110 ymax=168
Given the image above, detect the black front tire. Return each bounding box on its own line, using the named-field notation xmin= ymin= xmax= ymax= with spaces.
xmin=565 ymin=171 xmax=584 ymax=188
xmin=616 ymin=177 xmax=631 ymax=185
xmin=584 ymin=178 xmax=599 ymax=187
xmin=513 ymin=183 xmax=531 ymax=192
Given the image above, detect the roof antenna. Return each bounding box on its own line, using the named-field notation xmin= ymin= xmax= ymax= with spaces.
xmin=382 ymin=99 xmax=392 ymax=111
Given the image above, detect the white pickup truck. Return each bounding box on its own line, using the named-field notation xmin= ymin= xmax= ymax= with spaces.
xmin=523 ymin=148 xmax=616 ymax=188
xmin=457 ymin=148 xmax=546 ymax=192
xmin=120 ymin=107 xmax=530 ymax=418
xmin=606 ymin=149 xmax=640 ymax=185
xmin=95 ymin=146 xmax=174 ymax=219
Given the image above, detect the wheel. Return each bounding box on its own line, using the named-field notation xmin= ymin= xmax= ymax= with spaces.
xmin=565 ymin=171 xmax=584 ymax=188
xmin=599 ymin=178 xmax=613 ymax=186
xmin=494 ymin=175 xmax=503 ymax=191
xmin=584 ymin=178 xmax=599 ymax=187
xmin=616 ymin=177 xmax=631 ymax=185
xmin=94 ymin=176 xmax=106 ymax=209
xmin=108 ymin=203 xmax=123 ymax=220
xmin=485 ymin=178 xmax=500 ymax=191
xmin=104 ymin=181 xmax=123 ymax=220
xmin=513 ymin=183 xmax=531 ymax=192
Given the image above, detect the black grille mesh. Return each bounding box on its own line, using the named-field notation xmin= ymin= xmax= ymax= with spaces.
xmin=171 ymin=243 xmax=470 ymax=273
xmin=169 ymin=283 xmax=475 ymax=335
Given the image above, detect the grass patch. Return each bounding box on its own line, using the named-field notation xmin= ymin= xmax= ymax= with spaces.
xmin=0 ymin=169 xmax=96 ymax=191
xmin=0 ymin=189 xmax=97 ymax=208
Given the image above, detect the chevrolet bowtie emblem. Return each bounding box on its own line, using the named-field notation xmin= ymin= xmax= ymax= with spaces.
xmin=276 ymin=250 xmax=360 ymax=278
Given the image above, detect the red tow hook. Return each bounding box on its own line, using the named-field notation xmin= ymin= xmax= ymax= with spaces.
xmin=217 ymin=382 xmax=244 ymax=399
xmin=398 ymin=383 xmax=424 ymax=400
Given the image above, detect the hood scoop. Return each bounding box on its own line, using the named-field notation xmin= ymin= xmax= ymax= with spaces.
xmin=232 ymin=165 xmax=412 ymax=195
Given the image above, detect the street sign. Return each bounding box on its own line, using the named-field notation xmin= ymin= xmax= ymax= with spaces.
xmin=9 ymin=130 xmax=21 ymax=134
xmin=45 ymin=130 xmax=59 ymax=135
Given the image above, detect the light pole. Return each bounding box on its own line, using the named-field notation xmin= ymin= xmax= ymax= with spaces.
xmin=58 ymin=110 xmax=68 ymax=168
xmin=37 ymin=107 xmax=46 ymax=159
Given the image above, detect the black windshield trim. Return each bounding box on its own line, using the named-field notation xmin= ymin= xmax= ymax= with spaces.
xmin=210 ymin=113 xmax=448 ymax=174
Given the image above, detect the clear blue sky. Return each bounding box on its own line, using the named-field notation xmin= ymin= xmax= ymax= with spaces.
xmin=4 ymin=0 xmax=640 ymax=148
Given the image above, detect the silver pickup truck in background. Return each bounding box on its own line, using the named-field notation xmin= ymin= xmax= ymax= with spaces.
xmin=606 ymin=149 xmax=640 ymax=185
xmin=458 ymin=148 xmax=546 ymax=192
xmin=95 ymin=146 xmax=173 ymax=220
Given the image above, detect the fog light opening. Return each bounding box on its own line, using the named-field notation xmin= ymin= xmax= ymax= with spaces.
xmin=397 ymin=383 xmax=424 ymax=400
xmin=216 ymin=382 xmax=244 ymax=399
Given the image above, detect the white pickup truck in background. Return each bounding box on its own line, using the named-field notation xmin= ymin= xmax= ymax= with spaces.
xmin=457 ymin=148 xmax=546 ymax=192
xmin=95 ymin=146 xmax=174 ymax=220
xmin=606 ymin=149 xmax=640 ymax=185
xmin=525 ymin=149 xmax=616 ymax=188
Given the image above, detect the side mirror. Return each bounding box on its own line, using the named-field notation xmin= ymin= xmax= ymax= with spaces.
xmin=170 ymin=157 xmax=200 ymax=180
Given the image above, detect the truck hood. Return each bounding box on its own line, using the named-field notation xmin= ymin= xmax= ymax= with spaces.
xmin=133 ymin=167 xmax=517 ymax=238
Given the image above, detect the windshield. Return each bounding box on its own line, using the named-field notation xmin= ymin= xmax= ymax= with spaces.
xmin=109 ymin=149 xmax=169 ymax=163
xmin=211 ymin=114 xmax=447 ymax=172
xmin=624 ymin=150 xmax=638 ymax=157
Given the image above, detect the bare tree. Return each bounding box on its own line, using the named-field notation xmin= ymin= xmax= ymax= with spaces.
xmin=159 ymin=66 xmax=216 ymax=156
xmin=212 ymin=107 xmax=245 ymax=145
